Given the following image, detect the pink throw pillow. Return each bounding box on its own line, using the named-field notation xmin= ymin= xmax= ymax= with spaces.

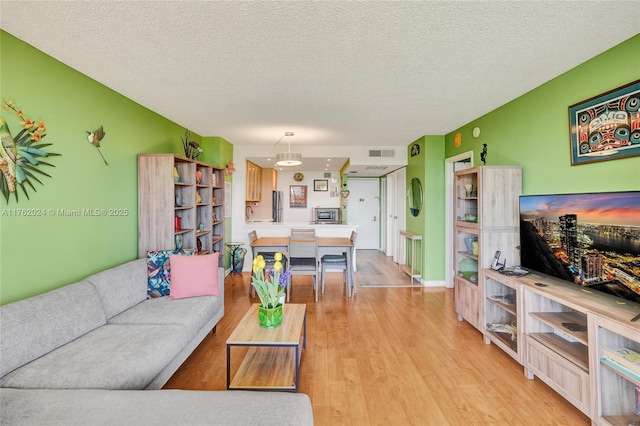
xmin=169 ymin=253 xmax=220 ymax=299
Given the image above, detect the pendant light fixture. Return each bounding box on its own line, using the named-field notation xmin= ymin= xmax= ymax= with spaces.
xmin=275 ymin=132 xmax=302 ymax=166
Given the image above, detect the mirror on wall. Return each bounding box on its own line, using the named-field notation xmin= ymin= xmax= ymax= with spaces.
xmin=409 ymin=177 xmax=423 ymax=217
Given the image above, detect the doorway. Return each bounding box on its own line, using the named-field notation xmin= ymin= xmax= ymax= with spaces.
xmin=444 ymin=151 xmax=473 ymax=288
xmin=346 ymin=178 xmax=380 ymax=250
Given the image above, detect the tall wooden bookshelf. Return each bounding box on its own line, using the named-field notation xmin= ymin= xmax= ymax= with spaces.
xmin=138 ymin=154 xmax=224 ymax=266
xmin=453 ymin=166 xmax=521 ymax=331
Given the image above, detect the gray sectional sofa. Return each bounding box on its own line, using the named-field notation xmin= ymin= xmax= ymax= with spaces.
xmin=0 ymin=258 xmax=313 ymax=425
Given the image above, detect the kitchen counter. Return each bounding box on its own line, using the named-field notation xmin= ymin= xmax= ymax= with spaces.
xmin=243 ymin=221 xmax=357 ymax=237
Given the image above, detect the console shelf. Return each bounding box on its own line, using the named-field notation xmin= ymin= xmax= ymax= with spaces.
xmin=487 ymin=330 xmax=518 ymax=353
xmin=590 ymin=313 xmax=640 ymax=426
xmin=483 ymin=269 xmax=521 ymax=362
xmin=487 ymin=298 xmax=516 ymax=316
xmin=528 ymin=311 xmax=588 ymax=345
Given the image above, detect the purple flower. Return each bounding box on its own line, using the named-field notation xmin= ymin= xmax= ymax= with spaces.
xmin=278 ymin=268 xmax=291 ymax=287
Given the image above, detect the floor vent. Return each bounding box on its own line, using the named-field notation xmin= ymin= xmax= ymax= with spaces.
xmin=368 ymin=149 xmax=395 ymax=157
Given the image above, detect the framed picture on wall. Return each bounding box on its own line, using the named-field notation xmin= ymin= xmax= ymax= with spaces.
xmin=314 ymin=179 xmax=328 ymax=191
xmin=568 ymin=79 xmax=640 ymax=165
xmin=289 ymin=185 xmax=307 ymax=208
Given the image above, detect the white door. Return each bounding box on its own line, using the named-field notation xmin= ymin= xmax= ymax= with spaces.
xmin=393 ymin=168 xmax=406 ymax=262
xmin=347 ymin=179 xmax=380 ymax=250
xmin=383 ymin=169 xmax=406 ymax=263
xmin=380 ymin=175 xmax=387 ymax=252
xmin=385 ymin=174 xmax=395 ymax=256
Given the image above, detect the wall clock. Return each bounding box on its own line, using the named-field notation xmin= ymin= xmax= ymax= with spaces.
xmin=294 ymin=173 xmax=304 ymax=181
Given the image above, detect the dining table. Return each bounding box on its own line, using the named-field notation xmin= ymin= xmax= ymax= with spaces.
xmin=250 ymin=237 xmax=356 ymax=297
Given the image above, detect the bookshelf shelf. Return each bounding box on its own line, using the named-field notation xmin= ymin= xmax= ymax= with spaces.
xmin=483 ymin=269 xmax=521 ymax=363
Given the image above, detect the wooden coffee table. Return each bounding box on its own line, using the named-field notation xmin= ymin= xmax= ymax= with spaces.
xmin=226 ymin=303 xmax=306 ymax=392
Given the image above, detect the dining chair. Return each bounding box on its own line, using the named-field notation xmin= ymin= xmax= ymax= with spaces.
xmin=290 ymin=228 xmax=316 ymax=238
xmin=287 ymin=237 xmax=319 ymax=302
xmin=320 ymin=231 xmax=357 ymax=297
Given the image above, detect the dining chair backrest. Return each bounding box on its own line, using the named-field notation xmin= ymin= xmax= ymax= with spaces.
xmin=248 ymin=230 xmax=258 ymax=244
xmin=290 ymin=228 xmax=316 ymax=239
xmin=247 ymin=230 xmax=258 ymax=259
xmin=288 ymin=237 xmax=319 ymax=261
xmin=287 ymin=237 xmax=320 ymax=302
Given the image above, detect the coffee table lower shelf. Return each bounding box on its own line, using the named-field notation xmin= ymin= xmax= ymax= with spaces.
xmin=226 ymin=303 xmax=307 ymax=392
xmin=229 ymin=345 xmax=300 ymax=391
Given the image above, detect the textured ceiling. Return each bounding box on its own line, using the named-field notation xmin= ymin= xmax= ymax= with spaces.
xmin=1 ymin=1 xmax=639 ymax=173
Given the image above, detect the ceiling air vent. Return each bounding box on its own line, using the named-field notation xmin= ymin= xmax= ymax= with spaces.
xmin=368 ymin=149 xmax=395 ymax=158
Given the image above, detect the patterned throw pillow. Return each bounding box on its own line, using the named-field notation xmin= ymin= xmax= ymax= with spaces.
xmin=147 ymin=249 xmax=194 ymax=298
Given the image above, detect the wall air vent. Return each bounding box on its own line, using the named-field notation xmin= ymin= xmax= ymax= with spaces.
xmin=364 ymin=166 xmax=388 ymax=170
xmin=368 ymin=149 xmax=395 ymax=158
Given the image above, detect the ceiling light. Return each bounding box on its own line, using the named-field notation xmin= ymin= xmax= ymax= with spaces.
xmin=274 ymin=131 xmax=302 ymax=166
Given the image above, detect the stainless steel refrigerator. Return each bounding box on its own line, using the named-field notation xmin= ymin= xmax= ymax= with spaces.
xmin=272 ymin=190 xmax=283 ymax=222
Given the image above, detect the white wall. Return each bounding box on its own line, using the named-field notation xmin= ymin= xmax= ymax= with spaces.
xmin=277 ymin=170 xmax=340 ymax=223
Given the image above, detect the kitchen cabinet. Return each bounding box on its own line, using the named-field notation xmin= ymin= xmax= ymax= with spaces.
xmin=246 ymin=160 xmax=262 ymax=202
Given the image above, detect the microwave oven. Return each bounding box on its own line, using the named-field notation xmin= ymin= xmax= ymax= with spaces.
xmin=314 ymin=207 xmax=340 ymax=224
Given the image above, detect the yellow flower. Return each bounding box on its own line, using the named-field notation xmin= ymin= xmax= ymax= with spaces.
xmin=273 ymin=260 xmax=282 ymax=272
xmin=274 ymin=252 xmax=282 ymax=261
xmin=252 ymin=255 xmax=265 ymax=274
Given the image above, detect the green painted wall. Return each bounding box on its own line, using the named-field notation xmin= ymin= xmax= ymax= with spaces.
xmin=0 ymin=31 xmax=229 ymax=304
xmin=406 ymin=135 xmax=445 ymax=282
xmin=444 ymin=34 xmax=640 ymax=195
xmin=201 ymin=136 xmax=234 ymax=269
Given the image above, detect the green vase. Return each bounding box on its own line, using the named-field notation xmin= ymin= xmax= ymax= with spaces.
xmin=258 ymin=304 xmax=283 ymax=328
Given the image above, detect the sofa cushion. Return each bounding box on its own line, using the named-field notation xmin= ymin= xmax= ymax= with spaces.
xmin=85 ymin=258 xmax=148 ymax=320
xmin=169 ymin=252 xmax=220 ymax=299
xmin=108 ymin=295 xmax=221 ymax=339
xmin=0 ymin=388 xmax=314 ymax=426
xmin=146 ymin=249 xmax=194 ymax=298
xmin=0 ymin=324 xmax=187 ymax=390
xmin=0 ymin=281 xmax=106 ymax=378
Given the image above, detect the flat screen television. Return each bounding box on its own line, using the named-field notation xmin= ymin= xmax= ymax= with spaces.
xmin=519 ymin=191 xmax=640 ymax=306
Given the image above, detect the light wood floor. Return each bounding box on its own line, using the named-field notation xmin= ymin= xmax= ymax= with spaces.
xmin=165 ymin=250 xmax=590 ymax=425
